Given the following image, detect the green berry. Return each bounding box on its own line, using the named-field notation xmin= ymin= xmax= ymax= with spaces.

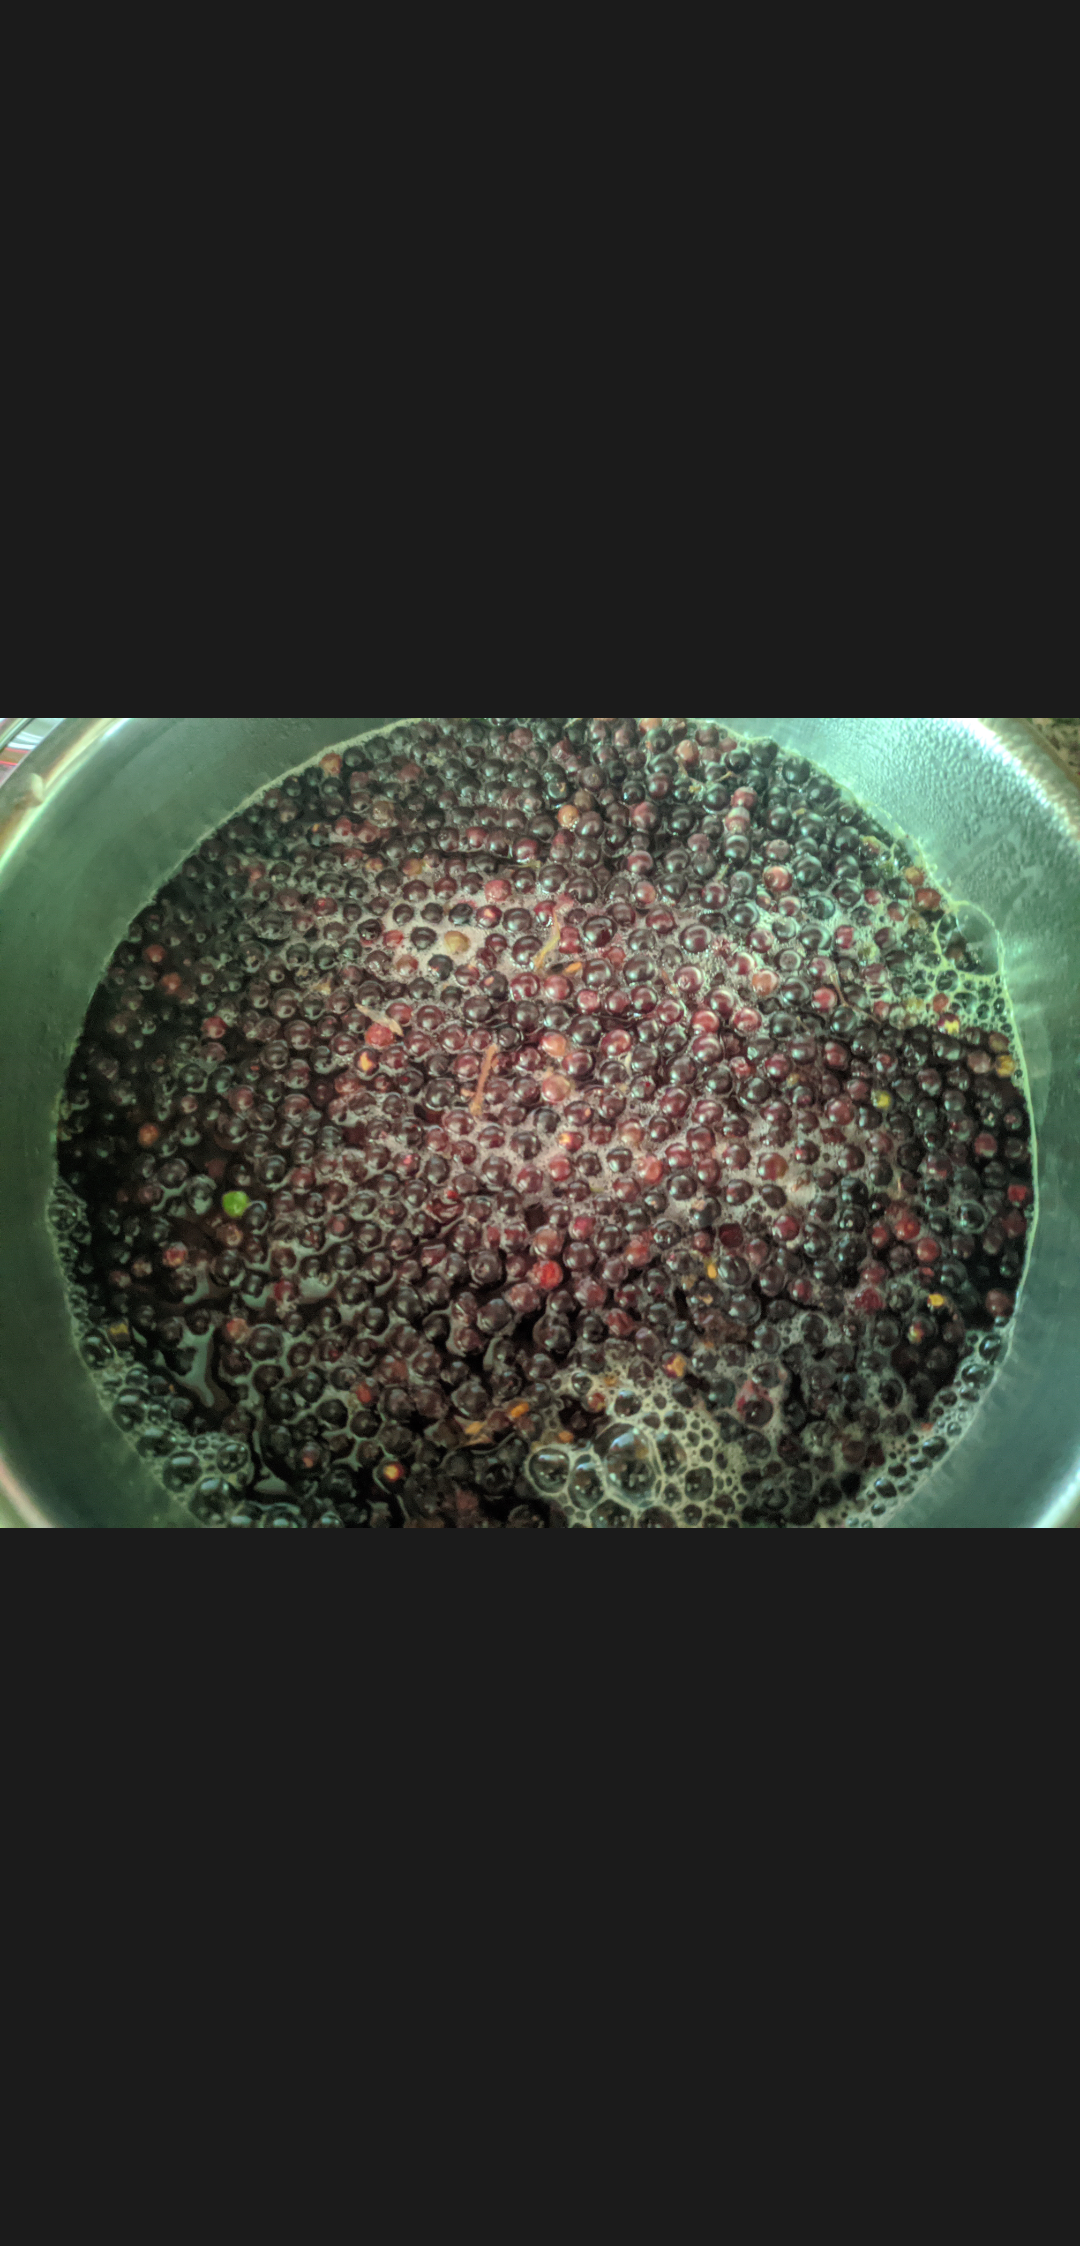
xmin=222 ymin=1191 xmax=249 ymax=1219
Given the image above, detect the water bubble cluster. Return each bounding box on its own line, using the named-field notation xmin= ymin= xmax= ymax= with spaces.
xmin=52 ymin=718 xmax=1035 ymax=1528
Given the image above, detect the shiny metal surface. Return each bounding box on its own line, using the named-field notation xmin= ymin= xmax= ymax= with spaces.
xmin=1 ymin=717 xmax=1077 ymax=1529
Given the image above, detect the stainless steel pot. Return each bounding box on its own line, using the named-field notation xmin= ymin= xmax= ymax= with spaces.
xmin=2 ymin=717 xmax=1077 ymax=1529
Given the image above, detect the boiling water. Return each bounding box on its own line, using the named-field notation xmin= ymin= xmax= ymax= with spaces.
xmin=52 ymin=719 xmax=1034 ymax=1528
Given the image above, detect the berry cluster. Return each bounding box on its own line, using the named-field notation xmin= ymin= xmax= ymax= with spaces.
xmin=55 ymin=719 xmax=1034 ymax=1527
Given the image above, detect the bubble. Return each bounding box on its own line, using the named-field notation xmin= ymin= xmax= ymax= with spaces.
xmin=215 ymin=1438 xmax=254 ymax=1485
xmin=949 ymin=907 xmax=1002 ymax=977
xmin=570 ymin=1460 xmax=603 ymax=1507
xmin=136 ymin=1427 xmax=172 ymax=1459
xmin=603 ymin=1429 xmax=655 ymax=1500
xmin=592 ymin=1498 xmax=633 ymax=1529
xmin=530 ymin=1447 xmax=570 ymax=1493
xmin=163 ymin=1450 xmax=201 ymax=1491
